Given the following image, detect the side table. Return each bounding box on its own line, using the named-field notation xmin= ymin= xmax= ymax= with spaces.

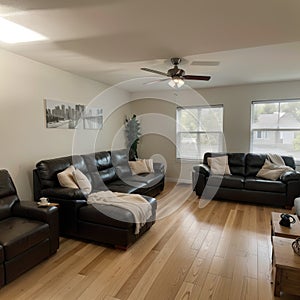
xmin=271 ymin=212 xmax=300 ymax=239
xmin=273 ymin=236 xmax=300 ymax=297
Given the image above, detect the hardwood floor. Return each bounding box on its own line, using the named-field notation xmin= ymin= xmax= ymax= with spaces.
xmin=0 ymin=182 xmax=299 ymax=299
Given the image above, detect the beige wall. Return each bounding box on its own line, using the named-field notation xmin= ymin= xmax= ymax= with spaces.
xmin=0 ymin=48 xmax=130 ymax=199
xmin=131 ymin=80 xmax=300 ymax=182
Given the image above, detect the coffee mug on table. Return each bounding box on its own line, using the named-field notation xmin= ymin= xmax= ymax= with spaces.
xmin=279 ymin=213 xmax=296 ymax=228
xmin=39 ymin=197 xmax=49 ymax=205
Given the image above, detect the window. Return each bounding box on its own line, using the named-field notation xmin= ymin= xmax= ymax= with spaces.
xmin=251 ymin=99 xmax=300 ymax=161
xmin=176 ymin=105 xmax=224 ymax=160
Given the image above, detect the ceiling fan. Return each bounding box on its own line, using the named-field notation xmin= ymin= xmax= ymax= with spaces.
xmin=141 ymin=57 xmax=211 ymax=88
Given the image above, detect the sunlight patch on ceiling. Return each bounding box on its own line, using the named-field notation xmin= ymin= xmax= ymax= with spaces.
xmin=0 ymin=17 xmax=47 ymax=43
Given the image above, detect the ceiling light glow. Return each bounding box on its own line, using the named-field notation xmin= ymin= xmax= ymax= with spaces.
xmin=0 ymin=17 xmax=47 ymax=44
xmin=168 ymin=77 xmax=184 ymax=88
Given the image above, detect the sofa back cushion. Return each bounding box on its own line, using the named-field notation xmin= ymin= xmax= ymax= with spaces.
xmin=0 ymin=170 xmax=19 ymax=220
xmin=36 ymin=155 xmax=87 ymax=189
xmin=81 ymin=151 xmax=117 ymax=185
xmin=111 ymin=149 xmax=132 ymax=179
xmin=203 ymin=153 xmax=246 ymax=176
xmin=245 ymin=153 xmax=295 ymax=177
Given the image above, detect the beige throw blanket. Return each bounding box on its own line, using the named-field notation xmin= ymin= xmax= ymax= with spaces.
xmin=256 ymin=153 xmax=294 ymax=180
xmin=87 ymin=191 xmax=152 ymax=234
xmin=267 ymin=153 xmax=294 ymax=172
xmin=267 ymin=153 xmax=286 ymax=166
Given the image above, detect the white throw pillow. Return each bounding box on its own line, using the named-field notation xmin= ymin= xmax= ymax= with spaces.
xmin=73 ymin=169 xmax=92 ymax=194
xmin=256 ymin=159 xmax=291 ymax=181
xmin=207 ymin=156 xmax=231 ymax=175
xmin=129 ymin=160 xmax=149 ymax=175
xmin=138 ymin=159 xmax=154 ymax=173
xmin=57 ymin=165 xmax=78 ymax=189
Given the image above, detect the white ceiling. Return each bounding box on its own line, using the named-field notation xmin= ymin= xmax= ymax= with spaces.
xmin=1 ymin=0 xmax=300 ymax=92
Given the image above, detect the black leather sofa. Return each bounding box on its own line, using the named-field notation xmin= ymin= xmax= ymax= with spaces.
xmin=192 ymin=152 xmax=300 ymax=208
xmin=33 ymin=149 xmax=164 ymax=249
xmin=0 ymin=170 xmax=59 ymax=286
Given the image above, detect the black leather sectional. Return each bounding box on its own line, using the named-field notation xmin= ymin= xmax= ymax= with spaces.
xmin=192 ymin=152 xmax=300 ymax=208
xmin=0 ymin=170 xmax=59 ymax=286
xmin=33 ymin=149 xmax=165 ymax=249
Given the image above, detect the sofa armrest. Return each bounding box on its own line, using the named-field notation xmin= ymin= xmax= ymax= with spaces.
xmin=40 ymin=187 xmax=86 ymax=200
xmin=12 ymin=200 xmax=58 ymax=223
xmin=280 ymin=171 xmax=300 ymax=183
xmin=193 ymin=164 xmax=211 ymax=177
xmin=12 ymin=201 xmax=59 ymax=254
xmin=49 ymin=198 xmax=87 ymax=236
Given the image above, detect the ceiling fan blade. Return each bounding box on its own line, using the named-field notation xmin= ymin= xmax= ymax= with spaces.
xmin=144 ymin=78 xmax=169 ymax=85
xmin=190 ymin=61 xmax=220 ymax=66
xmin=141 ymin=67 xmax=168 ymax=77
xmin=183 ymin=75 xmax=211 ymax=81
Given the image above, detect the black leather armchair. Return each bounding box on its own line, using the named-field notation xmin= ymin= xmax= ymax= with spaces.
xmin=0 ymin=170 xmax=59 ymax=286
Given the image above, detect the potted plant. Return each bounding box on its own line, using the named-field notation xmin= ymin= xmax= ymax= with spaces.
xmin=125 ymin=114 xmax=141 ymax=158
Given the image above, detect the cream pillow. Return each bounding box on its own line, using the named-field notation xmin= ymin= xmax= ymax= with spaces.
xmin=138 ymin=159 xmax=154 ymax=173
xmin=129 ymin=160 xmax=149 ymax=175
xmin=57 ymin=165 xmax=78 ymax=189
xmin=73 ymin=169 xmax=92 ymax=194
xmin=207 ymin=156 xmax=231 ymax=175
xmin=256 ymin=159 xmax=291 ymax=181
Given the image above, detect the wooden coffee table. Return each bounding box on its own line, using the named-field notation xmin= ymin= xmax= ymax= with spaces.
xmin=271 ymin=212 xmax=300 ymax=239
xmin=273 ymin=236 xmax=300 ymax=297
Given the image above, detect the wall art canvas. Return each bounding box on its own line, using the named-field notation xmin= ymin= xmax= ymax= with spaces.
xmin=83 ymin=107 xmax=103 ymax=129
xmin=45 ymin=99 xmax=103 ymax=130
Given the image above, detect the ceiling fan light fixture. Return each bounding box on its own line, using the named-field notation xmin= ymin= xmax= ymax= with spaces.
xmin=168 ymin=77 xmax=184 ymax=88
xmin=168 ymin=79 xmax=175 ymax=88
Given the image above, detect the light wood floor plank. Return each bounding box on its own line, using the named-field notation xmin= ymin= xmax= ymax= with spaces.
xmin=0 ymin=183 xmax=297 ymax=299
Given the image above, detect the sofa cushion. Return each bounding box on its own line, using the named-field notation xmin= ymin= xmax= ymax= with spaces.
xmin=256 ymin=159 xmax=294 ymax=181
xmin=98 ymin=167 xmax=117 ymax=183
xmin=73 ymin=169 xmax=92 ymax=194
xmin=207 ymin=175 xmax=244 ymax=189
xmin=124 ymin=173 xmax=164 ymax=186
xmin=140 ymin=159 xmax=154 ymax=173
xmin=0 ymin=217 xmax=49 ymax=260
xmin=79 ymin=204 xmax=134 ymax=229
xmin=110 ymin=149 xmax=132 ymax=179
xmin=79 ymin=196 xmax=156 ymax=229
xmin=0 ymin=170 xmax=17 ymax=198
xmin=115 ymin=165 xmax=132 ymax=179
xmin=81 ymin=152 xmax=117 ymax=187
xmin=244 ymin=178 xmax=286 ymax=193
xmin=282 ymin=156 xmax=296 ymax=169
xmin=203 ymin=153 xmax=245 ymax=176
xmin=245 ymin=153 xmax=267 ymax=177
xmin=82 ymin=151 xmax=112 ymax=171
xmin=227 ymin=153 xmax=246 ymax=176
xmin=0 ymin=170 xmax=19 ymax=221
xmin=0 ymin=245 xmax=4 ymax=264
xmin=41 ymin=187 xmax=86 ymax=200
xmin=36 ymin=155 xmax=87 ymax=188
xmin=111 ymin=149 xmax=130 ymax=165
xmin=57 ymin=165 xmax=78 ymax=189
xmin=129 ymin=160 xmax=150 ymax=175
xmin=106 ymin=180 xmax=146 ymax=194
xmin=207 ymin=156 xmax=231 ymax=175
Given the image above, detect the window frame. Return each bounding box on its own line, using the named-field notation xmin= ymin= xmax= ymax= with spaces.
xmin=176 ymin=104 xmax=224 ymax=160
xmin=250 ymin=98 xmax=300 ymax=162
